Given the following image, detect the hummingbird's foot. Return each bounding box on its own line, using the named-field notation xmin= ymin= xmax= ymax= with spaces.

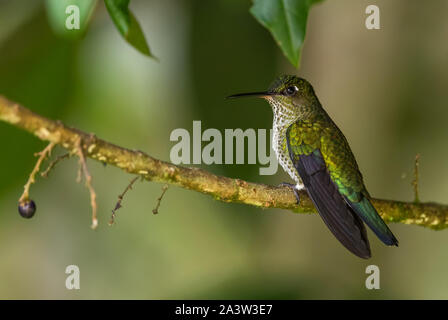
xmin=279 ymin=182 xmax=301 ymax=204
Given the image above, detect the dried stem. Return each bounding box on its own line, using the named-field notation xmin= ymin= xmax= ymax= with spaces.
xmin=1 ymin=96 xmax=447 ymax=230
xmin=109 ymin=176 xmax=140 ymax=225
xmin=152 ymin=184 xmax=169 ymax=214
xmin=412 ymin=153 xmax=421 ymax=204
xmin=76 ymin=137 xmax=98 ymax=229
xmin=18 ymin=142 xmax=55 ymax=204
xmin=41 ymin=153 xmax=70 ymax=178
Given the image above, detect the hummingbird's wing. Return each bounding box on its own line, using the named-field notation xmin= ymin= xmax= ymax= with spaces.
xmin=317 ymin=123 xmax=399 ymax=247
xmin=286 ymin=121 xmax=398 ymax=256
xmin=290 ymin=147 xmax=371 ymax=259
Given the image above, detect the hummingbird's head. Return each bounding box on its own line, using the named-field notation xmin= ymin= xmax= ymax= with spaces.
xmin=228 ymin=75 xmax=320 ymax=120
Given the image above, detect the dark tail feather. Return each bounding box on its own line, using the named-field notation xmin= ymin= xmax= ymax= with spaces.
xmin=303 ymin=172 xmax=372 ymax=259
xmin=294 ymin=154 xmax=371 ymax=259
xmin=346 ymin=197 xmax=398 ymax=246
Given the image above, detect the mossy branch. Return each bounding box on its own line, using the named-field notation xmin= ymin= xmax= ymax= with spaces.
xmin=0 ymin=95 xmax=447 ymax=229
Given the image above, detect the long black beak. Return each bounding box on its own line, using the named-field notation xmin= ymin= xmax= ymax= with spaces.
xmin=226 ymin=91 xmax=272 ymax=99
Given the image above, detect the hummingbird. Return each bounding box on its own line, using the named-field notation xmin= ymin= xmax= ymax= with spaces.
xmin=228 ymin=75 xmax=398 ymax=259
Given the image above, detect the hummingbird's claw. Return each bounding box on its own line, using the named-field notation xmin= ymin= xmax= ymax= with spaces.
xmin=279 ymin=182 xmax=301 ymax=204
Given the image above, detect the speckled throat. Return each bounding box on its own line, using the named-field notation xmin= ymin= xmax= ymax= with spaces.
xmin=268 ymin=98 xmax=303 ymax=185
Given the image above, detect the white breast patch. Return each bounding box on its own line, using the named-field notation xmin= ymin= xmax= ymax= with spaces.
xmin=269 ymin=100 xmax=304 ymax=188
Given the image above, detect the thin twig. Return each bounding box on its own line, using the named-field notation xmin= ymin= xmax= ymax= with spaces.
xmin=76 ymin=138 xmax=98 ymax=229
xmin=152 ymin=184 xmax=169 ymax=214
xmin=412 ymin=153 xmax=421 ymax=203
xmin=41 ymin=153 xmax=70 ymax=178
xmin=18 ymin=142 xmax=55 ymax=204
xmin=109 ymin=176 xmax=140 ymax=225
xmin=76 ymin=162 xmax=83 ymax=183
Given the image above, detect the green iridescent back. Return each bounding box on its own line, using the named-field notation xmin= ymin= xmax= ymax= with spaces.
xmin=286 ymin=116 xmax=367 ymax=202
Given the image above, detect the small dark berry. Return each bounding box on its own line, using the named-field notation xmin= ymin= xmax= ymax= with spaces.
xmin=18 ymin=199 xmax=36 ymax=219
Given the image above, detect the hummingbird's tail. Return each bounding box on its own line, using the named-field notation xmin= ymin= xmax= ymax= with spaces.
xmin=294 ymin=153 xmax=372 ymax=259
xmin=346 ymin=197 xmax=399 ymax=247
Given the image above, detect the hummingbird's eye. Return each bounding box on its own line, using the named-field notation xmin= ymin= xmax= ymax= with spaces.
xmin=284 ymin=86 xmax=298 ymax=96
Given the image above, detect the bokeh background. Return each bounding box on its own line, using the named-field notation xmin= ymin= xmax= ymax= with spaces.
xmin=0 ymin=0 xmax=447 ymax=299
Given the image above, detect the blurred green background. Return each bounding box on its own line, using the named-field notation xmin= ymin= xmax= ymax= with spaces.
xmin=0 ymin=0 xmax=447 ymax=299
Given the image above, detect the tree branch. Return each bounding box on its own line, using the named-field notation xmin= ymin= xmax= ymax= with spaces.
xmin=0 ymin=95 xmax=447 ymax=230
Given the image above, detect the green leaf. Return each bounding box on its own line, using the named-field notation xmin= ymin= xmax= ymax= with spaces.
xmin=45 ymin=0 xmax=97 ymax=39
xmin=250 ymin=0 xmax=323 ymax=68
xmin=104 ymin=0 xmax=155 ymax=58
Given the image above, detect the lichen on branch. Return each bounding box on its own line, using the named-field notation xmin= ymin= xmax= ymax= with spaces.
xmin=0 ymin=95 xmax=447 ymax=229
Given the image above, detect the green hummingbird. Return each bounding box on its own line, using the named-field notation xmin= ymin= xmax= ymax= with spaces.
xmin=228 ymin=75 xmax=398 ymax=259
